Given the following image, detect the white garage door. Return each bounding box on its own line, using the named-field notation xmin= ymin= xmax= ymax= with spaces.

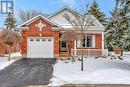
xmin=27 ymin=37 xmax=54 ymax=58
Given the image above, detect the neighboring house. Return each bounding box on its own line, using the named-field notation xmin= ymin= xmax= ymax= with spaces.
xmin=0 ymin=29 xmax=20 ymax=54
xmin=17 ymin=7 xmax=107 ymax=58
xmin=0 ymin=29 xmax=6 ymax=54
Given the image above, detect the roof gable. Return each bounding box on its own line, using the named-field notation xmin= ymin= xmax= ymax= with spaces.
xmin=48 ymin=6 xmax=74 ymax=18
xmin=17 ymin=7 xmax=104 ymax=31
xmin=17 ymin=15 xmax=62 ymax=28
xmin=48 ymin=7 xmax=104 ymax=30
xmin=86 ymin=15 xmax=104 ymax=29
xmin=48 ymin=7 xmax=76 ymax=27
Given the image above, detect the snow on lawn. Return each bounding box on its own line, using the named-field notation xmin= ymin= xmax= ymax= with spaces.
xmin=50 ymin=55 xmax=130 ymax=86
xmin=0 ymin=52 xmax=21 ymax=70
xmin=0 ymin=59 xmax=15 ymax=70
xmin=10 ymin=52 xmax=21 ymax=58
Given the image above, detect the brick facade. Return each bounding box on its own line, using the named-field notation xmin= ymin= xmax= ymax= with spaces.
xmin=21 ymin=18 xmax=60 ymax=57
xmin=95 ymin=34 xmax=102 ymax=49
xmin=20 ymin=16 xmax=104 ymax=58
xmin=71 ymin=34 xmax=103 ymax=56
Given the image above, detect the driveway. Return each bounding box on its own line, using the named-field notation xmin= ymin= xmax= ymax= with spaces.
xmin=0 ymin=58 xmax=57 ymax=87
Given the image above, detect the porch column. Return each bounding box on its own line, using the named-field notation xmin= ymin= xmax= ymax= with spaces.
xmin=74 ymin=40 xmax=77 ymax=56
xmin=102 ymin=32 xmax=105 ymax=50
xmin=102 ymin=32 xmax=105 ymax=55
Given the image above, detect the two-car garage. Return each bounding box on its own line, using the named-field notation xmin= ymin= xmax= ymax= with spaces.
xmin=27 ymin=37 xmax=54 ymax=58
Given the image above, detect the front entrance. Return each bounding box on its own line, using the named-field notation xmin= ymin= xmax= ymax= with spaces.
xmin=60 ymin=41 xmax=67 ymax=52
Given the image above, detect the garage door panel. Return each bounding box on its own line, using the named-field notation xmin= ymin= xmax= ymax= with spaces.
xmin=27 ymin=37 xmax=54 ymax=58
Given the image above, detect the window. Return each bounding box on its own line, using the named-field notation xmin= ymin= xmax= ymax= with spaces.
xmin=48 ymin=39 xmax=52 ymax=42
xmin=61 ymin=42 xmax=66 ymax=47
xmin=60 ymin=41 xmax=67 ymax=52
xmin=83 ymin=35 xmax=92 ymax=48
xmin=42 ymin=39 xmax=46 ymax=41
xmin=89 ymin=22 xmax=96 ymax=26
xmin=36 ymin=39 xmax=40 ymax=41
xmin=63 ymin=14 xmax=69 ymax=18
xmin=30 ymin=39 xmax=34 ymax=41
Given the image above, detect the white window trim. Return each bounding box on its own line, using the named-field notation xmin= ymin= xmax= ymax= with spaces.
xmin=77 ymin=35 xmax=96 ymax=48
xmin=83 ymin=35 xmax=92 ymax=48
xmin=92 ymin=35 xmax=96 ymax=48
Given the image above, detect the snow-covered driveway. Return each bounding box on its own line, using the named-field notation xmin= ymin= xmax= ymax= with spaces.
xmin=50 ymin=56 xmax=130 ymax=86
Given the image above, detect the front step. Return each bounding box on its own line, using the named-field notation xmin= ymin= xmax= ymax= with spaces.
xmin=59 ymin=52 xmax=68 ymax=58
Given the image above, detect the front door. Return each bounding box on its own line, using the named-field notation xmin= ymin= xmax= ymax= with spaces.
xmin=60 ymin=41 xmax=67 ymax=52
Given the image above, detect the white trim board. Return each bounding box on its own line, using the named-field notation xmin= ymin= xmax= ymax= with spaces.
xmin=16 ymin=15 xmax=62 ymax=29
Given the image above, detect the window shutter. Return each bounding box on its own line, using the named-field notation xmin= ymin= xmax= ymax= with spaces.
xmin=92 ymin=35 xmax=96 ymax=48
xmin=77 ymin=40 xmax=81 ymax=48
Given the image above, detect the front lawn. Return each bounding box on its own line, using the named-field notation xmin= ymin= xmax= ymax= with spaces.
xmin=50 ymin=52 xmax=130 ymax=86
xmin=0 ymin=52 xmax=21 ymax=70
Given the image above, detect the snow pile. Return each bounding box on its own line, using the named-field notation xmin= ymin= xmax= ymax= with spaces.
xmin=0 ymin=60 xmax=15 ymax=70
xmin=50 ymin=57 xmax=130 ymax=86
xmin=0 ymin=52 xmax=21 ymax=70
xmin=11 ymin=52 xmax=21 ymax=58
xmin=88 ymin=69 xmax=130 ymax=84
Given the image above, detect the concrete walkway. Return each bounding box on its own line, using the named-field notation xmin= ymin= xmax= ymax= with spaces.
xmin=21 ymin=84 xmax=130 ymax=87
xmin=61 ymin=84 xmax=130 ymax=87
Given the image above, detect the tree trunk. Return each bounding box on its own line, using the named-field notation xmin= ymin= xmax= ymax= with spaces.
xmin=67 ymin=43 xmax=70 ymax=58
xmin=81 ymin=46 xmax=84 ymax=71
xmin=8 ymin=45 xmax=11 ymax=61
xmin=81 ymin=34 xmax=84 ymax=71
xmin=18 ymin=42 xmax=21 ymax=52
xmin=120 ymin=48 xmax=123 ymax=56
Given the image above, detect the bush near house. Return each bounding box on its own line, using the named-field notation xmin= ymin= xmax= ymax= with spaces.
xmin=0 ymin=42 xmax=19 ymax=54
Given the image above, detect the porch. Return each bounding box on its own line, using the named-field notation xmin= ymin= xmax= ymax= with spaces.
xmin=59 ymin=49 xmax=108 ymax=59
xmin=71 ymin=49 xmax=108 ymax=57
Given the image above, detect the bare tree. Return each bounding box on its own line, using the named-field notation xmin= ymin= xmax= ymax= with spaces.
xmin=0 ymin=29 xmax=21 ymax=61
xmin=62 ymin=6 xmax=95 ymax=71
xmin=0 ymin=13 xmax=21 ymax=61
xmin=18 ymin=10 xmax=42 ymax=22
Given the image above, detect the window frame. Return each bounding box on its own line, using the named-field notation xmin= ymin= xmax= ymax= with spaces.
xmin=36 ymin=39 xmax=40 ymax=41
xmin=77 ymin=35 xmax=93 ymax=48
xmin=30 ymin=39 xmax=34 ymax=41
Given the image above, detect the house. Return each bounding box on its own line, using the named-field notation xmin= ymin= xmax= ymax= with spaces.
xmin=17 ymin=7 xmax=107 ymax=58
xmin=0 ymin=29 xmax=6 ymax=54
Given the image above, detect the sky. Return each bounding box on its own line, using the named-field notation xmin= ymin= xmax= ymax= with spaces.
xmin=0 ymin=0 xmax=116 ymax=28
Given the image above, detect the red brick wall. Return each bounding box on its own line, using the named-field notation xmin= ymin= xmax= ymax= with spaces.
xmin=69 ymin=42 xmax=74 ymax=54
xmin=71 ymin=34 xmax=103 ymax=56
xmin=21 ymin=17 xmax=103 ymax=57
xmin=21 ymin=18 xmax=59 ymax=57
xmin=75 ymin=34 xmax=102 ymax=49
xmin=95 ymin=34 xmax=102 ymax=49
xmin=53 ymin=31 xmax=60 ymax=55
